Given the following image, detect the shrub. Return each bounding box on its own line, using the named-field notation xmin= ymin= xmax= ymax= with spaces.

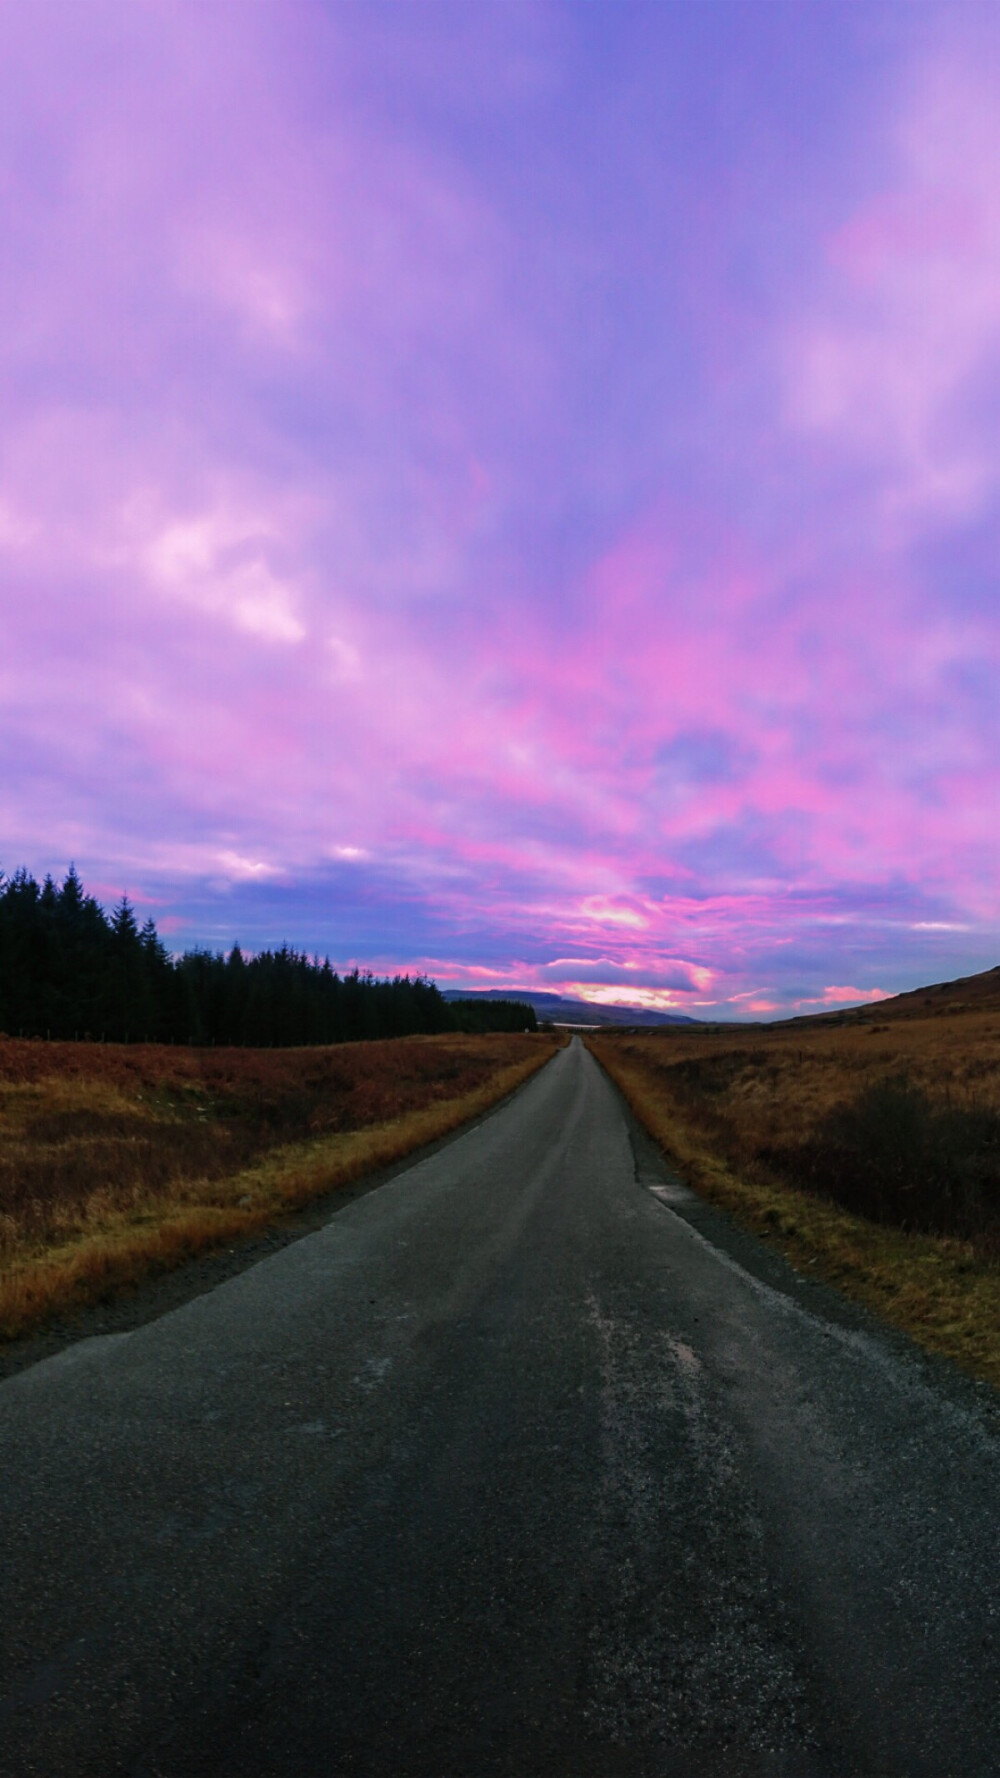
xmin=795 ymin=1078 xmax=1000 ymax=1245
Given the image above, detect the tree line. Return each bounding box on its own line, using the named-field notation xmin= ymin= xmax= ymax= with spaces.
xmin=0 ymin=867 xmax=536 ymax=1046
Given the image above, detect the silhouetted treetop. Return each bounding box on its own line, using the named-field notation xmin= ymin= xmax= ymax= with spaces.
xmin=0 ymin=866 xmax=537 ymax=1045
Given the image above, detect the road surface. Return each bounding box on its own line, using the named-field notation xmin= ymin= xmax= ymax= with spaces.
xmin=1 ymin=1038 xmax=998 ymax=1776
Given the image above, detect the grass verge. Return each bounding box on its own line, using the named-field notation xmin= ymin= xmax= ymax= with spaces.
xmin=0 ymin=1037 xmax=559 ymax=1343
xmin=588 ymin=1036 xmax=1000 ymax=1389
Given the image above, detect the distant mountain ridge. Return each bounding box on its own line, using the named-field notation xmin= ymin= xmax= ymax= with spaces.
xmin=442 ymin=988 xmax=694 ymax=1027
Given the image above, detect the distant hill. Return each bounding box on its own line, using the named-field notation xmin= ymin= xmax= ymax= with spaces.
xmin=783 ymin=963 xmax=1000 ymax=1027
xmin=442 ymin=989 xmax=694 ymax=1027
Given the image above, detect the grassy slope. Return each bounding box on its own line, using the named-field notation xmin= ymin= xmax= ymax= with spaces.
xmin=588 ymin=1009 xmax=1000 ymax=1388
xmin=0 ymin=1032 xmax=561 ymax=1341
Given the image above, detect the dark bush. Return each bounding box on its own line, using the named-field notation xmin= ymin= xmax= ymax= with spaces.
xmin=792 ymin=1078 xmax=1000 ymax=1245
xmin=448 ymin=999 xmax=537 ymax=1034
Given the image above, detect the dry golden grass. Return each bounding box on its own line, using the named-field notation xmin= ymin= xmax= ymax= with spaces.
xmin=588 ymin=1012 xmax=1000 ymax=1387
xmin=0 ymin=1031 xmax=561 ymax=1341
xmin=593 ymin=1004 xmax=1000 ymax=1169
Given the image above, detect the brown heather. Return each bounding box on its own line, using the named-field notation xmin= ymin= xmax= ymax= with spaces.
xmin=0 ymin=1031 xmax=561 ymax=1341
xmin=588 ymin=982 xmax=1000 ymax=1387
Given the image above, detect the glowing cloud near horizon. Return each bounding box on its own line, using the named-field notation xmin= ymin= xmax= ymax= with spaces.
xmin=1 ymin=1 xmax=999 ymax=1018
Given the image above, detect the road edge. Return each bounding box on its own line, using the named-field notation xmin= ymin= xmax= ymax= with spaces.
xmin=0 ymin=1043 xmax=566 ymax=1382
xmin=587 ymin=1043 xmax=1000 ymax=1427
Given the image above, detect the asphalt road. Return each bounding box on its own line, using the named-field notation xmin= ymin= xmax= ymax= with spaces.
xmin=2 ymin=1038 xmax=999 ymax=1777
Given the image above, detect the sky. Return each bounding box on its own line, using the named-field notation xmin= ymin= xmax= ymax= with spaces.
xmin=2 ymin=0 xmax=999 ymax=1018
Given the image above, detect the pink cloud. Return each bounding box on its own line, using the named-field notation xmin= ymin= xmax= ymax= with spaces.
xmin=796 ymin=986 xmax=892 ymax=1009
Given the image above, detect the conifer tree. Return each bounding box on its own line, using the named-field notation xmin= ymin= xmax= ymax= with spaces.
xmin=0 ymin=866 xmax=536 ymax=1045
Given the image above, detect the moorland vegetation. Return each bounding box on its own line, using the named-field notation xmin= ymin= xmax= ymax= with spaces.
xmin=0 ymin=1028 xmax=560 ymax=1342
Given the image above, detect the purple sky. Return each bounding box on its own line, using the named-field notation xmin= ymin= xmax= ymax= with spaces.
xmin=2 ymin=0 xmax=1000 ymax=1017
